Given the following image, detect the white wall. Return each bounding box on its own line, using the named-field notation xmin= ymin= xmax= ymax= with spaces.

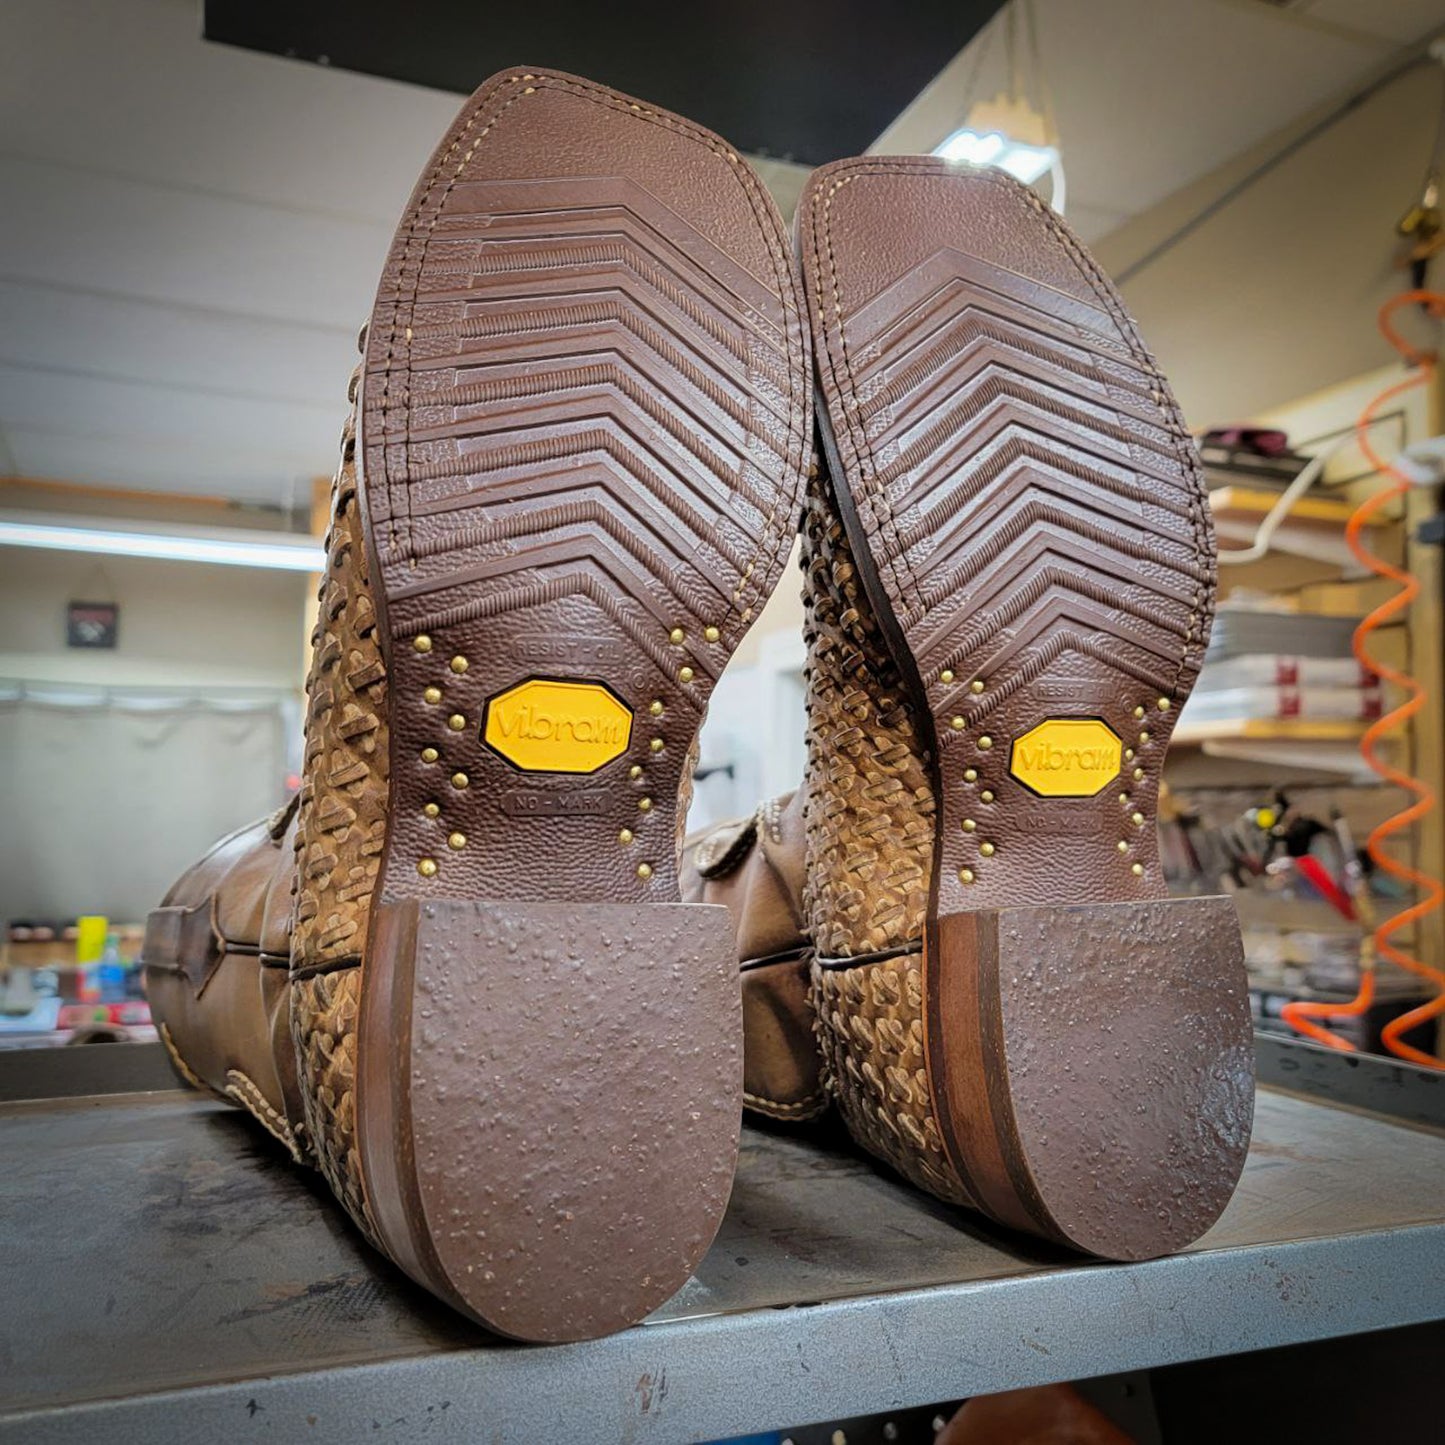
xmin=0 ymin=547 xmax=309 ymax=690
xmin=1097 ymin=58 xmax=1445 ymax=428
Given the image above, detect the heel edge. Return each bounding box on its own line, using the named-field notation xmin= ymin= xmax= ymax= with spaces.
xmin=358 ymin=897 xmax=742 ymax=1341
xmin=926 ymin=895 xmax=1254 ymax=1259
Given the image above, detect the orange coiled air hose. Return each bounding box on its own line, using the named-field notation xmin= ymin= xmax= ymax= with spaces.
xmin=1283 ymin=290 xmax=1445 ymax=1066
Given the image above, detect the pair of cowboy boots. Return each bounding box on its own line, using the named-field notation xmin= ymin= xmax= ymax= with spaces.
xmin=145 ymin=67 xmax=1254 ymax=1345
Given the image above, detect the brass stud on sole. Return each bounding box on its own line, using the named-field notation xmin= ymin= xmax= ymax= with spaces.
xmin=413 ymin=635 xmax=433 ymax=654
xmin=618 ymin=828 xmax=634 ymax=845
xmin=447 ymin=832 xmax=466 ymax=851
xmin=959 ymin=868 xmax=975 ymax=884
xmin=423 ymin=802 xmax=440 ymax=818
xmin=1133 ymin=767 xmax=1145 ymax=781
xmin=423 ymin=686 xmax=442 ymax=705
xmin=940 ymin=669 xmax=955 ymax=684
xmin=1157 ymin=697 xmax=1172 ymax=712
xmin=705 ymin=626 xmax=720 ymax=643
xmin=649 ymin=700 xmax=664 ymax=716
xmin=979 ymin=841 xmax=996 ymax=857
xmin=669 ymin=628 xmax=685 ymax=644
xmin=679 ymin=667 xmax=694 ymax=683
xmin=637 ymin=797 xmax=652 ymax=812
xmin=451 ymin=772 xmax=469 ymax=790
xmin=417 ymin=858 xmax=438 ymax=878
xmin=1132 ymin=811 xmax=1145 ymax=826
xmin=1131 ymin=862 xmax=1145 ymax=876
xmin=650 ymin=738 xmax=664 ymax=753
xmin=950 ymin=716 xmax=965 ymax=730
xmin=637 ymin=863 xmax=653 ymax=880
xmin=964 ymin=768 xmax=978 ymax=782
xmin=978 ymin=736 xmax=993 ymax=750
xmin=447 ymin=714 xmax=466 ymax=731
xmin=1117 ymin=840 xmax=1129 ymax=853
xmin=970 ymin=679 xmax=985 ymax=694
xmin=629 ymin=765 xmax=643 ymax=779
xmin=961 ymin=818 xmax=976 ymax=832
xmin=1133 ymin=705 xmax=1146 ymax=719
xmin=420 ymin=747 xmax=439 ymax=764
xmin=450 ymin=655 xmax=468 ymax=674
xmin=980 ymin=789 xmax=995 ymax=803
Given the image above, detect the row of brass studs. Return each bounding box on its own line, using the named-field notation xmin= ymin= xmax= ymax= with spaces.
xmin=1119 ymin=697 xmax=1170 ymax=876
xmin=948 ymin=673 xmax=995 ymax=885
xmin=412 ymin=633 xmax=471 ymax=878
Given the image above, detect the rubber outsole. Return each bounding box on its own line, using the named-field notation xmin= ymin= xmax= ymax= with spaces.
xmin=799 ymin=157 xmax=1253 ymax=1259
xmin=350 ymin=69 xmax=811 ymax=1339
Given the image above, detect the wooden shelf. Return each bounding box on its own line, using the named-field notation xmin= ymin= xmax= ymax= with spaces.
xmin=1172 ymin=718 xmax=1369 ymax=745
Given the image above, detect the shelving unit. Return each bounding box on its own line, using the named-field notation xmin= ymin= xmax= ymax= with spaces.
xmin=1 ymin=1045 xmax=1442 ymax=1444
xmin=1169 ymin=381 xmax=1444 ymax=1020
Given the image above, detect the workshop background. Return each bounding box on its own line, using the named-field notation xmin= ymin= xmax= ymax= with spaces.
xmin=2 ymin=3 xmax=1444 ymax=1441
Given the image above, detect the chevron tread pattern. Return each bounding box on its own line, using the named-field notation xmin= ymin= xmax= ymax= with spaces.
xmin=361 ymin=73 xmax=809 ymax=909
xmin=802 ymin=160 xmax=1214 ymax=924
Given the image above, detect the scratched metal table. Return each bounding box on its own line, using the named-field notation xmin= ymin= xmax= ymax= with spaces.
xmin=2 ymin=1054 xmax=1444 ymax=1444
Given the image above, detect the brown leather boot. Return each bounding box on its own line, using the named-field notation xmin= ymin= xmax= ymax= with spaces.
xmin=793 ymin=158 xmax=1255 ymax=1259
xmin=145 ymin=799 xmax=305 ymax=1160
xmin=149 ymin=66 xmax=811 ymax=1342
xmin=147 ymin=785 xmax=826 ymax=1143
xmin=680 ymin=790 xmax=825 ymax=1123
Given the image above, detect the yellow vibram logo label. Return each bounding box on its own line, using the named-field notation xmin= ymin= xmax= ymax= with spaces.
xmin=1009 ymin=718 xmax=1122 ymax=797
xmin=483 ymin=679 xmax=633 ymax=774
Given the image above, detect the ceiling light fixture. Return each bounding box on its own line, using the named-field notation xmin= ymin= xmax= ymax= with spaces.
xmin=934 ymin=0 xmax=1065 ymax=212
xmin=0 ymin=515 xmax=325 ymax=572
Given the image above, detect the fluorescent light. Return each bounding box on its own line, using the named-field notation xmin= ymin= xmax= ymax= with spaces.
xmin=994 ymin=141 xmax=1059 ymax=185
xmin=0 ymin=517 xmax=325 ymax=572
xmin=936 ymin=128 xmax=1006 ymax=167
xmin=935 ymin=127 xmax=1058 ymax=185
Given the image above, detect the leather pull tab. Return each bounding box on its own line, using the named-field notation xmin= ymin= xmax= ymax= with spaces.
xmin=690 ymin=813 xmax=759 ymax=880
xmin=143 ymin=900 xmax=225 ymax=996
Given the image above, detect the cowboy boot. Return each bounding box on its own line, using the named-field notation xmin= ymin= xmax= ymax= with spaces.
xmin=793 ymin=158 xmax=1255 ymax=1258
xmin=680 ymin=790 xmax=826 ymax=1123
xmin=154 ymin=67 xmax=811 ymax=1342
xmin=145 ymin=798 xmax=306 ymax=1160
xmin=146 ymin=786 xmax=824 ymax=1165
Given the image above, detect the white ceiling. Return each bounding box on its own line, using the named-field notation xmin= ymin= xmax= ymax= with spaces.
xmin=877 ymin=0 xmax=1445 ymax=241
xmin=1 ymin=0 xmax=1441 ymax=510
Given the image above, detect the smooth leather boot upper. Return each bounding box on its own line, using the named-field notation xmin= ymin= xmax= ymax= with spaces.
xmin=681 ymin=790 xmax=826 ymax=1121
xmin=143 ymin=798 xmax=305 ymax=1156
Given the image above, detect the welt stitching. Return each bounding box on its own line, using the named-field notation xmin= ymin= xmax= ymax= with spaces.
xmin=744 ymin=1089 xmax=826 ymax=1117
xmin=816 ymin=170 xmax=925 ymax=608
xmin=383 ymin=71 xmax=806 ymax=621
xmin=224 ymin=1069 xmax=298 ymax=1150
xmin=380 ymin=79 xmax=533 ymax=558
xmin=526 ymin=76 xmax=809 ymax=613
xmin=1015 ymin=186 xmax=1211 ymax=695
xmin=816 ymin=156 xmax=1210 ymax=697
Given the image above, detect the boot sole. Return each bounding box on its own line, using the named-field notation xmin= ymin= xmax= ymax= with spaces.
xmin=799 ymin=158 xmax=1253 ymax=1259
xmin=350 ymin=69 xmax=811 ymax=1339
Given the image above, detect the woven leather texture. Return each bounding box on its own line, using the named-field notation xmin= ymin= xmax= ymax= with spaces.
xmin=290 ymin=365 xmax=387 ymax=1241
xmin=800 ymin=465 xmax=935 ymax=958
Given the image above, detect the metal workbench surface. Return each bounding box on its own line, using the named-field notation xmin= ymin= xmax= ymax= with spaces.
xmin=2 ymin=1082 xmax=1443 ymax=1444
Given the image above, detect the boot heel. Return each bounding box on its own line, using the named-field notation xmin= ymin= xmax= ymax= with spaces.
xmin=923 ymin=894 xmax=1253 ymax=1260
xmin=355 ymin=897 xmax=740 ymax=1342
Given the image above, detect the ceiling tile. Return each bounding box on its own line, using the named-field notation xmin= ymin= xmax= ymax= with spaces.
xmin=1300 ymin=0 xmax=1445 ymax=46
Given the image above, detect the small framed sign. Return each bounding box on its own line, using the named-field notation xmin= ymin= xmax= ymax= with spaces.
xmin=67 ymin=601 xmax=119 ymax=649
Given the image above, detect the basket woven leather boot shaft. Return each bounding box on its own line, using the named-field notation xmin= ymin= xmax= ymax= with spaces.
xmin=795 ymin=158 xmax=1255 ymax=1259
